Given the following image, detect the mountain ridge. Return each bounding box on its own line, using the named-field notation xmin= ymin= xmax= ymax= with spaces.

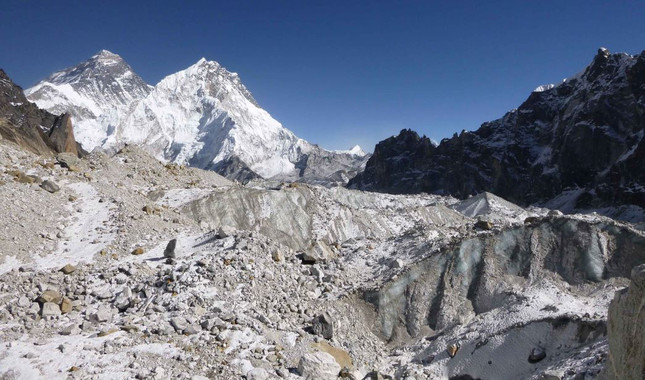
xmin=348 ymin=48 xmax=645 ymax=220
xmin=26 ymin=50 xmax=368 ymax=184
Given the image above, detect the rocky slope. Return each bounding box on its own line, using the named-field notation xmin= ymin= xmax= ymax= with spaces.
xmin=348 ymin=48 xmax=645 ymax=221
xmin=26 ymin=51 xmax=368 ymax=184
xmin=1 ymin=133 xmax=643 ymax=379
xmin=0 ymin=69 xmax=83 ymax=157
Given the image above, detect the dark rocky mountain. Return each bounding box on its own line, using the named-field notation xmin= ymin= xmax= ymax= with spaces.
xmin=349 ymin=48 xmax=645 ymax=215
xmin=0 ymin=69 xmax=83 ymax=157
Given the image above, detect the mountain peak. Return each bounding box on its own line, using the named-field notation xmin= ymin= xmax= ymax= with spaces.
xmin=89 ymin=49 xmax=126 ymax=67
xmin=26 ymin=50 xmax=153 ymax=151
xmin=94 ymin=49 xmax=118 ymax=58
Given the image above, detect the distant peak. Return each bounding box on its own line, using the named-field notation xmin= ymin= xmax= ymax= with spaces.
xmin=334 ymin=145 xmax=366 ymax=156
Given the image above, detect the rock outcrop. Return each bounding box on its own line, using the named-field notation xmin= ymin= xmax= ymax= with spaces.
xmin=0 ymin=69 xmax=83 ymax=157
xmin=602 ymin=264 xmax=645 ymax=380
xmin=349 ymin=49 xmax=645 ymax=218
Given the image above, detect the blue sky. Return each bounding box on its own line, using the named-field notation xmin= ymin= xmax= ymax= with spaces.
xmin=2 ymin=1 xmax=644 ymax=151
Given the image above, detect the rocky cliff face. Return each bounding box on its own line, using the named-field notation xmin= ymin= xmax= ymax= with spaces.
xmin=601 ymin=264 xmax=645 ymax=380
xmin=349 ymin=49 xmax=645 ymax=217
xmin=0 ymin=69 xmax=83 ymax=157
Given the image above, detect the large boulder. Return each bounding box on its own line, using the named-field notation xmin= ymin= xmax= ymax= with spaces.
xmin=601 ymin=264 xmax=645 ymax=379
xmin=298 ymin=351 xmax=341 ymax=380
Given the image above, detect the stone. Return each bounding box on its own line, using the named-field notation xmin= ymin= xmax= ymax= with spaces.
xmin=56 ymin=152 xmax=80 ymax=169
xmin=217 ymin=225 xmax=236 ymax=238
xmin=528 ymin=347 xmax=547 ymax=363
xmin=114 ymin=287 xmax=133 ymax=311
xmin=40 ymin=180 xmax=60 ymax=193
xmin=339 ymin=368 xmax=358 ymax=379
xmin=363 ymin=372 xmax=393 ymax=380
xmin=115 ymin=273 xmax=128 ymax=284
xmin=17 ymin=296 xmax=30 ymax=308
xmin=60 ymin=297 xmax=73 ymax=314
xmin=298 ymin=351 xmax=341 ymax=380
xmin=311 ymin=313 xmax=334 ymax=340
xmin=474 ymin=220 xmax=493 ymax=230
xmin=91 ymin=305 xmax=112 ymax=323
xmin=271 ymin=249 xmax=284 ymax=262
xmin=60 ymin=264 xmax=76 ymax=274
xmin=142 ymin=205 xmax=154 ymax=215
xmin=41 ymin=302 xmax=61 ymax=317
xmin=170 ymin=316 xmax=188 ymax=332
xmin=524 ymin=216 xmax=539 ymax=224
xmin=38 ymin=290 xmax=62 ymax=304
xmin=447 ymin=343 xmax=460 ymax=358
xmin=164 ymin=238 xmax=177 ymax=259
xmin=131 ymin=247 xmax=145 ymax=255
xmin=246 ymin=368 xmax=270 ymax=380
xmin=547 ymin=210 xmax=564 ymax=217
xmin=60 ymin=323 xmax=81 ymax=336
xmin=302 ymin=240 xmax=335 ymax=264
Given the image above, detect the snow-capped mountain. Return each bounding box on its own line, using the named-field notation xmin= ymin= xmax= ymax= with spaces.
xmin=349 ymin=48 xmax=645 ymax=219
xmin=26 ymin=50 xmax=153 ymax=150
xmin=27 ymin=51 xmax=368 ymax=183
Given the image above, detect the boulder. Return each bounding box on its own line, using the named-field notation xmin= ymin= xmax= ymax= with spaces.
xmin=56 ymin=152 xmax=81 ymax=169
xmin=60 ymin=264 xmax=76 ymax=274
xmin=40 ymin=180 xmax=60 ymax=193
xmin=60 ymin=323 xmax=81 ymax=336
xmin=217 ymin=225 xmax=236 ymax=238
xmin=170 ymin=316 xmax=188 ymax=332
xmin=447 ymin=343 xmax=460 ymax=358
xmin=302 ymin=240 xmax=335 ymax=264
xmin=363 ymin=371 xmax=393 ymax=380
xmin=298 ymin=351 xmax=341 ymax=380
xmin=60 ymin=297 xmax=73 ymax=314
xmin=311 ymin=313 xmax=334 ymax=340
xmin=38 ymin=290 xmax=62 ymax=304
xmin=114 ymin=287 xmax=133 ymax=311
xmin=164 ymin=238 xmax=177 ymax=259
xmin=41 ymin=302 xmax=61 ymax=317
xmin=91 ymin=305 xmax=112 ymax=323
xmin=528 ymin=347 xmax=546 ymax=363
xmin=474 ymin=220 xmax=493 ymax=230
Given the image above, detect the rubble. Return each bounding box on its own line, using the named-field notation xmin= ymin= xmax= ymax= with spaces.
xmin=0 ymin=140 xmax=643 ymax=379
